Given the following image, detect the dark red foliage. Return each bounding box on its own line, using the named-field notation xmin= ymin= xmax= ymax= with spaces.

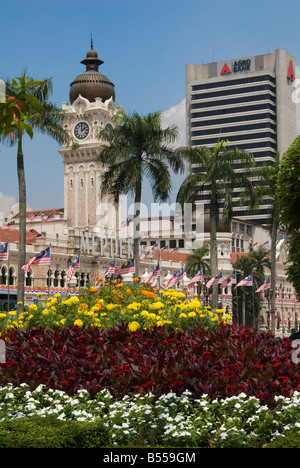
xmin=0 ymin=322 xmax=299 ymax=405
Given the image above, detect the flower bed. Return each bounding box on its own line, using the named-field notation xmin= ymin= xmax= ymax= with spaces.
xmin=1 ymin=284 xmax=299 ymax=447
xmin=0 ymin=283 xmax=229 ymax=332
xmin=1 ymin=383 xmax=300 ymax=448
xmin=0 ymin=321 xmax=298 ymax=406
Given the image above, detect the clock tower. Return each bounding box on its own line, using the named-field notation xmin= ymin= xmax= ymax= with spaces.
xmin=60 ymin=41 xmax=121 ymax=236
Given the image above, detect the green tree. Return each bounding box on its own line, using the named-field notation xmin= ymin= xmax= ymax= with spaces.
xmin=185 ymin=244 xmax=210 ymax=297
xmin=176 ymin=140 xmax=257 ymax=310
xmin=277 ymin=136 xmax=300 ymax=299
xmin=233 ymin=247 xmax=271 ymax=327
xmin=97 ymin=110 xmax=184 ymax=277
xmin=0 ymin=72 xmax=69 ymax=311
xmin=249 ymin=153 xmax=281 ymax=333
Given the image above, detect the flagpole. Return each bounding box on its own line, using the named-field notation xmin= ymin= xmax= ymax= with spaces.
xmin=48 ymin=244 xmax=52 ymax=299
xmin=7 ymin=239 xmax=10 ymax=312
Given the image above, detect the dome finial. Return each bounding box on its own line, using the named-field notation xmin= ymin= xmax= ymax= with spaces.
xmin=90 ymin=33 xmax=93 ymax=50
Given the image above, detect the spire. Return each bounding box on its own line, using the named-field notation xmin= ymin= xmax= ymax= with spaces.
xmin=80 ymin=39 xmax=104 ymax=71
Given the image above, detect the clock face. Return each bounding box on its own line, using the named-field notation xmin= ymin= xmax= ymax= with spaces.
xmin=74 ymin=121 xmax=89 ymax=140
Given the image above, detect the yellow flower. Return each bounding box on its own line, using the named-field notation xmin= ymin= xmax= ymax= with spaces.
xmin=179 ymin=313 xmax=187 ymax=319
xmin=29 ymin=304 xmax=38 ymax=312
xmin=42 ymin=309 xmax=49 ymax=315
xmin=36 ymin=292 xmax=43 ymax=297
xmin=225 ymin=314 xmax=232 ymax=321
xmin=8 ymin=311 xmax=16 ymax=316
xmin=74 ymin=319 xmax=83 ymax=327
xmin=0 ymin=313 xmax=6 ymax=319
xmin=128 ymin=321 xmax=140 ymax=332
xmin=188 ymin=312 xmax=196 ymax=318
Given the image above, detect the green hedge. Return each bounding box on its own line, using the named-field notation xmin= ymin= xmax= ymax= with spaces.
xmin=1 ymin=416 xmax=300 ymax=448
xmin=0 ymin=416 xmax=109 ymax=448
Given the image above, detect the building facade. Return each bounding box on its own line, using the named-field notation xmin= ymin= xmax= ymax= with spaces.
xmin=186 ymin=49 xmax=297 ymax=225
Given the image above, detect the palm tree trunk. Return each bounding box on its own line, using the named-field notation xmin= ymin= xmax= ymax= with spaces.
xmin=242 ymin=289 xmax=246 ymax=326
xmin=210 ymin=196 xmax=218 ymax=310
xmin=17 ymin=134 xmax=26 ymax=314
xmin=134 ymin=177 xmax=142 ymax=278
xmin=270 ymin=216 xmax=278 ymax=334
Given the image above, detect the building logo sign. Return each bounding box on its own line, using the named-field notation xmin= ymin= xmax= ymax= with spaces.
xmin=219 ymin=58 xmax=253 ymax=76
xmin=233 ymin=59 xmax=251 ymax=73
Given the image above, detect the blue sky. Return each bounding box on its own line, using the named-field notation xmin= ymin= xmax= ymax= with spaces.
xmin=0 ymin=0 xmax=299 ymax=218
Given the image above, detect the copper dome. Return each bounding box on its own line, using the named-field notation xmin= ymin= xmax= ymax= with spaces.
xmin=69 ymin=42 xmax=115 ymax=104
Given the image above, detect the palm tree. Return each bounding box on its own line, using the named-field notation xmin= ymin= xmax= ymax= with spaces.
xmin=97 ymin=110 xmax=184 ymax=277
xmin=185 ymin=245 xmax=210 ymax=297
xmin=233 ymin=247 xmax=271 ymax=327
xmin=0 ymin=72 xmax=69 ymax=311
xmin=250 ymin=246 xmax=271 ymax=325
xmin=176 ymin=140 xmax=257 ymax=310
xmin=249 ymin=154 xmax=281 ymax=333
xmin=233 ymin=255 xmax=255 ymax=326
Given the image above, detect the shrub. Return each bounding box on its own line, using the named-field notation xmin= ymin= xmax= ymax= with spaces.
xmin=0 ymin=416 xmax=108 ymax=448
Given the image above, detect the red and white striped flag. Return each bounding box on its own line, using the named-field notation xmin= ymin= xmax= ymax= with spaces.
xmin=22 ymin=247 xmax=51 ymax=273
xmin=235 ymin=275 xmax=253 ymax=289
xmin=165 ymin=267 xmax=184 ymax=290
xmin=0 ymin=242 xmax=8 ymax=261
xmin=255 ymin=277 xmax=270 ymax=293
xmin=143 ymin=262 xmax=160 ymax=283
xmin=66 ymin=254 xmax=80 ymax=284
xmin=206 ymin=271 xmax=223 ymax=289
xmin=187 ymin=270 xmax=203 ymax=293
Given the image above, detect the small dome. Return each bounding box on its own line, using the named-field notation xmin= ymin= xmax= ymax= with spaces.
xmin=69 ymin=41 xmax=115 ymax=104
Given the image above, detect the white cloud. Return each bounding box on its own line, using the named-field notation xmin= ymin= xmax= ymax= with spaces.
xmin=0 ymin=192 xmax=16 ymax=221
xmin=161 ymin=98 xmax=186 ymax=147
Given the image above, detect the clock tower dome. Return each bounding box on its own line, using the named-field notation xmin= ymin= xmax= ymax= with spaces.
xmin=60 ymin=42 xmax=121 ymax=235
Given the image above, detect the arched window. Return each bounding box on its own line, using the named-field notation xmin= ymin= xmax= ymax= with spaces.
xmin=46 ymin=269 xmax=52 ymax=288
xmin=60 ymin=271 xmax=66 ymax=288
xmin=8 ymin=267 xmax=15 ymax=286
xmin=0 ymin=266 xmax=7 ymax=285
xmin=25 ymin=270 xmax=33 ymax=287
xmin=53 ymin=270 xmax=60 ymax=287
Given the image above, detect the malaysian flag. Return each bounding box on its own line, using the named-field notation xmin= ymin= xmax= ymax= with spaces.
xmin=206 ymin=271 xmax=223 ymax=289
xmin=165 ymin=267 xmax=184 ymax=290
xmin=255 ymin=277 xmax=271 ymax=293
xmin=29 ymin=211 xmax=42 ymax=220
xmin=2 ymin=221 xmax=15 ymax=229
xmin=43 ymin=213 xmax=55 ymax=222
xmin=0 ymin=242 xmax=8 ymax=261
xmin=143 ymin=262 xmax=160 ymax=283
xmin=221 ymin=272 xmax=237 ymax=289
xmin=115 ymin=259 xmax=135 ymax=277
xmin=187 ymin=269 xmax=203 ymax=293
xmin=235 ymin=274 xmax=253 ymax=289
xmin=107 ymin=258 xmax=116 ymax=275
xmin=22 ymin=247 xmax=51 ymax=273
xmin=66 ymin=254 xmax=80 ymax=284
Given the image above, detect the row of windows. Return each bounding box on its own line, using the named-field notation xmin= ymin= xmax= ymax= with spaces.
xmin=69 ymin=178 xmax=95 ymax=190
xmin=191 ymin=122 xmax=277 ymax=137
xmin=191 ymin=84 xmax=276 ymax=101
xmin=141 ymin=239 xmax=185 ymax=249
xmin=191 ymin=74 xmax=276 ymax=92
xmin=191 ymin=93 xmax=276 ymax=110
xmin=190 ymin=102 xmax=276 ymax=119
xmin=191 ymin=112 xmax=276 ymax=128
xmin=192 ymin=131 xmax=277 ymax=146
xmin=191 ymin=155 xmax=276 ymax=174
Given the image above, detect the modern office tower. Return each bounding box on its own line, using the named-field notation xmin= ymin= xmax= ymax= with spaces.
xmin=186 ymin=49 xmax=297 ymax=225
